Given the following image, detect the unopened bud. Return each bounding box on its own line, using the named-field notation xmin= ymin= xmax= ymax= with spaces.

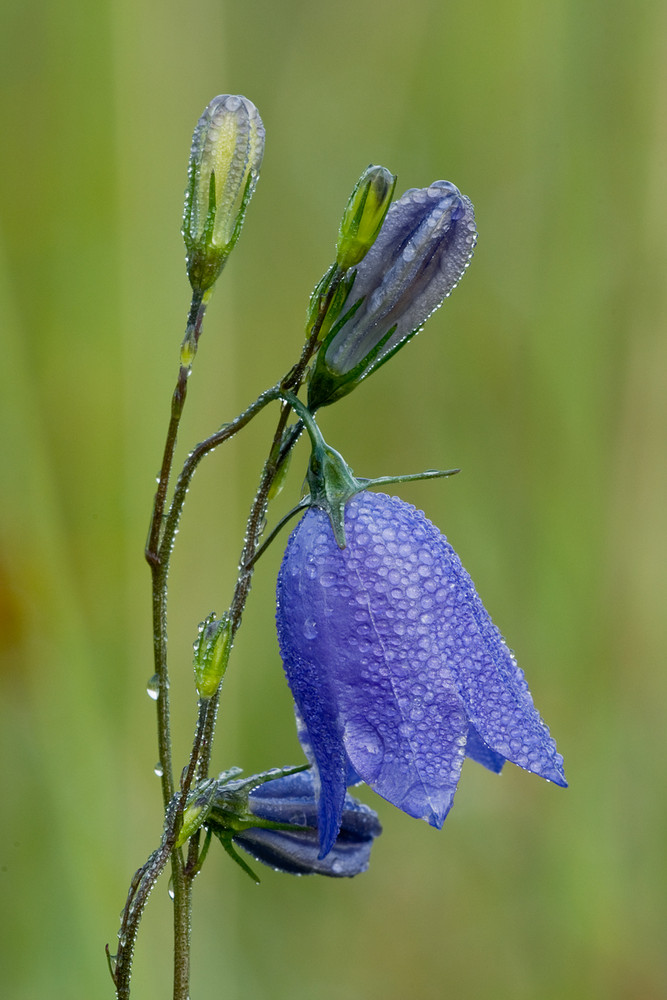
xmin=183 ymin=95 xmax=265 ymax=294
xmin=176 ymin=780 xmax=216 ymax=848
xmin=308 ymin=180 xmax=477 ymax=408
xmin=336 ymin=165 xmax=396 ymax=269
xmin=193 ymin=614 xmax=232 ymax=699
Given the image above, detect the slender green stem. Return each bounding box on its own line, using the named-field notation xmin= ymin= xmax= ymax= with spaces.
xmin=244 ymin=498 xmax=311 ymax=571
xmin=112 ymin=697 xmax=213 ymax=999
xmin=196 ymin=268 xmax=345 ymax=784
xmin=158 ymin=386 xmax=283 ymax=568
xmin=116 ymin=263 xmax=347 ymax=1000
xmin=171 ymin=851 xmax=191 ymax=1000
xmin=146 ymin=291 xmax=207 ymax=810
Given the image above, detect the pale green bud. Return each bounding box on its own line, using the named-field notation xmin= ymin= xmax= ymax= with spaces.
xmin=183 ymin=95 xmax=265 ymax=294
xmin=336 ymin=165 xmax=396 ymax=269
xmin=176 ymin=780 xmax=216 ymax=848
xmin=193 ymin=614 xmax=232 ymax=699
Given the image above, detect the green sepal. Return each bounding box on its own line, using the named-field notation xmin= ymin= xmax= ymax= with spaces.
xmin=307 ymin=316 xmax=397 ymax=410
xmin=206 ymin=764 xmax=310 ymax=834
xmin=215 ymin=831 xmax=262 ymax=884
xmin=281 ymin=392 xmax=461 ymax=549
xmin=305 ymin=264 xmax=357 ymax=342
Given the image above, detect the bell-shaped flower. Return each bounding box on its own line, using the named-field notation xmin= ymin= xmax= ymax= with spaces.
xmin=205 ymin=767 xmax=381 ymax=878
xmin=276 ymin=492 xmax=566 ymax=857
xmin=307 ymin=180 xmax=477 ymax=408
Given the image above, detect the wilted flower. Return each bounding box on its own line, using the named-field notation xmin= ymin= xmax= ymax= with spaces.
xmin=207 ymin=768 xmax=381 ymax=877
xmin=308 ymin=180 xmax=477 ymax=409
xmin=183 ymin=94 xmax=265 ymax=294
xmin=276 ymin=492 xmax=566 ymax=857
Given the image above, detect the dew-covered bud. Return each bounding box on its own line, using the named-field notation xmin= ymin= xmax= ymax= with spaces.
xmin=308 ymin=180 xmax=477 ymax=409
xmin=193 ymin=613 xmax=231 ymax=699
xmin=175 ymin=780 xmax=216 ymax=848
xmin=208 ymin=768 xmax=381 ymax=877
xmin=336 ymin=165 xmax=396 ymax=270
xmin=183 ymin=94 xmax=265 ymax=294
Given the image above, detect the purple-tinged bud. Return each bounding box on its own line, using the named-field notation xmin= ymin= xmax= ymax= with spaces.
xmin=276 ymin=492 xmax=566 ymax=856
xmin=206 ymin=767 xmax=381 ymax=877
xmin=336 ymin=165 xmax=397 ymax=270
xmin=308 ymin=180 xmax=477 ymax=408
xmin=183 ymin=94 xmax=265 ymax=294
xmin=235 ymin=770 xmax=381 ymax=877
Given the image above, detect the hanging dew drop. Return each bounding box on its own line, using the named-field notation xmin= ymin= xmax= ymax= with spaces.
xmin=146 ymin=674 xmax=160 ymax=700
xmin=167 ymin=876 xmax=175 ymax=900
xmin=154 ymin=762 xmax=164 ymax=777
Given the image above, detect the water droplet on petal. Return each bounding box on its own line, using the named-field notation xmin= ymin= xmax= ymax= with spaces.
xmin=302 ymin=619 xmax=318 ymax=639
xmin=343 ymin=719 xmax=385 ymax=781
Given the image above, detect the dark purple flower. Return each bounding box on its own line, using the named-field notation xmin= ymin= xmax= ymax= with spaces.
xmin=205 ymin=767 xmax=380 ymax=877
xmin=276 ymin=492 xmax=566 ymax=857
xmin=233 ymin=769 xmax=381 ymax=877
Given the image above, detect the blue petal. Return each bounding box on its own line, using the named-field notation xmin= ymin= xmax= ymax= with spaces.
xmin=276 ymin=494 xmax=472 ymax=852
xmin=233 ymin=825 xmax=372 ymax=878
xmin=465 ymin=724 xmax=506 ymax=773
xmin=276 ymin=549 xmax=350 ymax=855
xmin=294 ymin=703 xmax=362 ymax=788
xmin=431 ymin=540 xmax=568 ymax=788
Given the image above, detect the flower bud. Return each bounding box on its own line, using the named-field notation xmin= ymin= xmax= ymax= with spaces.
xmin=207 ymin=768 xmax=381 ymax=877
xmin=175 ymin=780 xmax=216 ymax=848
xmin=336 ymin=165 xmax=396 ymax=270
xmin=183 ymin=94 xmax=265 ymax=294
xmin=308 ymin=180 xmax=477 ymax=409
xmin=193 ymin=614 xmax=231 ymax=699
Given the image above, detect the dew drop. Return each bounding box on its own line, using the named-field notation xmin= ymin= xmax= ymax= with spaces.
xmin=146 ymin=674 xmax=160 ymax=700
xmin=343 ymin=720 xmax=384 ymax=781
xmin=167 ymin=876 xmax=175 ymax=900
xmin=154 ymin=762 xmax=164 ymax=777
xmin=302 ymin=619 xmax=318 ymax=639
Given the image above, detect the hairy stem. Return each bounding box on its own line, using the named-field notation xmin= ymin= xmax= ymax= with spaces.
xmin=115 ymin=265 xmax=345 ymax=1000
xmin=196 ymin=271 xmax=344 ymax=781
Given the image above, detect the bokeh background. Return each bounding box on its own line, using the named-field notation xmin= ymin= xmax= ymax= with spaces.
xmin=1 ymin=0 xmax=666 ymax=997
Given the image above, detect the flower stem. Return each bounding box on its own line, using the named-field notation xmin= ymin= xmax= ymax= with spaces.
xmin=115 ymin=264 xmax=347 ymax=1000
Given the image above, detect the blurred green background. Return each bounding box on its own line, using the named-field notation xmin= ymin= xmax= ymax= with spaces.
xmin=1 ymin=0 xmax=666 ymax=997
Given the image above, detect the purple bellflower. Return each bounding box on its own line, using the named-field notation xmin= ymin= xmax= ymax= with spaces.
xmin=206 ymin=767 xmax=381 ymax=878
xmin=235 ymin=769 xmax=381 ymax=877
xmin=308 ymin=180 xmax=477 ymax=409
xmin=276 ymin=492 xmax=567 ymax=858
